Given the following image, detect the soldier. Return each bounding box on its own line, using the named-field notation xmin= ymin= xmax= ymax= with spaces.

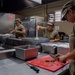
xmin=36 ymin=22 xmax=60 ymax=42
xmin=56 ymin=0 xmax=75 ymax=75
xmin=10 ymin=18 xmax=26 ymax=38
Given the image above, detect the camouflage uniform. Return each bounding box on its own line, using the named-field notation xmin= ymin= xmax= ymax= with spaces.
xmin=69 ymin=24 xmax=75 ymax=75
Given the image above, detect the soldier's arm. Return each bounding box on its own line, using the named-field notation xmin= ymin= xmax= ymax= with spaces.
xmin=36 ymin=26 xmax=46 ymax=30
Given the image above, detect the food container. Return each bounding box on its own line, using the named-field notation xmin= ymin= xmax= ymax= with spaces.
xmin=15 ymin=45 xmax=39 ymax=60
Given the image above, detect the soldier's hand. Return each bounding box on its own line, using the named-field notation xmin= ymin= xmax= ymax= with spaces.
xmin=55 ymin=53 xmax=66 ymax=63
xmin=55 ymin=53 xmax=62 ymax=57
xmin=36 ymin=26 xmax=40 ymax=30
xmin=49 ymin=40 xmax=55 ymax=43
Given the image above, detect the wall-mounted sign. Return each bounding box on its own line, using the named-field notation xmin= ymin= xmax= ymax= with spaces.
xmin=48 ymin=12 xmax=55 ymax=23
xmin=55 ymin=10 xmax=61 ymax=22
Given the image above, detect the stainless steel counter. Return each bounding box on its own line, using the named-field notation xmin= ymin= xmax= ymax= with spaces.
xmin=4 ymin=37 xmax=49 ymax=47
xmin=41 ymin=42 xmax=69 ymax=54
xmin=0 ymin=53 xmax=69 ymax=75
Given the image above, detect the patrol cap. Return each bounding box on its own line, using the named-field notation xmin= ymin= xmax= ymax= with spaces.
xmin=15 ymin=18 xmax=22 ymax=23
xmin=47 ymin=22 xmax=54 ymax=26
xmin=61 ymin=0 xmax=75 ymax=21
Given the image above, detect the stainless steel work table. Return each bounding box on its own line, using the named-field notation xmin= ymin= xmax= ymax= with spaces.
xmin=0 ymin=53 xmax=69 ymax=75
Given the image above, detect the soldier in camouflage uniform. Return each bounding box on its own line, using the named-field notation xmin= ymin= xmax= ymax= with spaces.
xmin=56 ymin=0 xmax=75 ymax=75
xmin=10 ymin=18 xmax=26 ymax=38
xmin=36 ymin=22 xmax=60 ymax=42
